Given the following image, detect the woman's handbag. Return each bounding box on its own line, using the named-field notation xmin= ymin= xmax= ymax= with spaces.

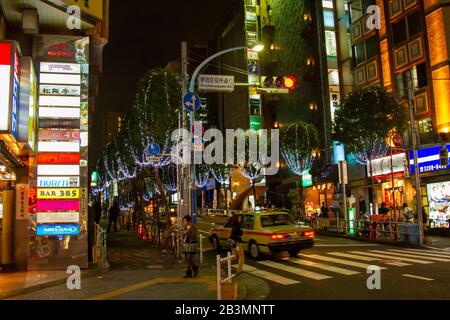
xmin=183 ymin=242 xmax=199 ymax=254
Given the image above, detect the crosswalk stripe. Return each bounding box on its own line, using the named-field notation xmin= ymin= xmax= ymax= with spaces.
xmin=402 ymin=274 xmax=434 ymax=281
xmin=327 ymin=252 xmax=410 ymax=266
xmin=350 ymin=251 xmax=433 ymax=264
xmin=299 ymin=254 xmax=387 ymax=270
xmin=258 ymin=261 xmax=332 ymax=280
xmin=402 ymin=248 xmax=450 ymax=257
xmin=288 ymin=258 xmax=360 ymax=276
xmin=242 ymin=264 xmax=300 ymax=285
xmin=385 ymin=250 xmax=450 ymax=262
xmin=327 ymin=252 xmax=380 ymax=261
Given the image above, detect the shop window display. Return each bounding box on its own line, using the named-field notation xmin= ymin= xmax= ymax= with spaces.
xmin=427 ymin=181 xmax=450 ymax=229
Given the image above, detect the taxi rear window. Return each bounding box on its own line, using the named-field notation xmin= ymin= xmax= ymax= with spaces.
xmin=261 ymin=214 xmax=293 ymax=227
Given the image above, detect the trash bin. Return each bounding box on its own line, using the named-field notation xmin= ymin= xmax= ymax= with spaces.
xmin=408 ymin=224 xmax=420 ymax=245
xmin=398 ymin=223 xmax=408 ymax=242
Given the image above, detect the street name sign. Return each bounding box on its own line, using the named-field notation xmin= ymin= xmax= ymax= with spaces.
xmin=198 ymin=74 xmax=234 ymax=93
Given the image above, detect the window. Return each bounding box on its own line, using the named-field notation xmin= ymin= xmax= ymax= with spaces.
xmin=392 ymin=11 xmax=423 ymax=46
xmin=392 ymin=19 xmax=407 ymax=46
xmin=242 ymin=215 xmax=255 ymax=230
xmin=354 ymin=36 xmax=379 ymax=65
xmin=418 ymin=118 xmax=435 ymax=144
xmin=260 ymin=214 xmax=294 ymax=227
xmin=350 ymin=0 xmax=375 ymax=22
xmin=395 ymin=62 xmax=428 ymax=97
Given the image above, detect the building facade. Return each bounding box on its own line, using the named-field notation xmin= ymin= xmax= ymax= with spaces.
xmin=330 ymin=0 xmax=450 ymax=235
xmin=0 ymin=0 xmax=109 ymax=271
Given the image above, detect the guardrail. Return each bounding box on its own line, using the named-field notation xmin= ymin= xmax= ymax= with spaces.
xmin=216 ymin=252 xmax=236 ymax=300
xmin=311 ymin=218 xmax=421 ymax=244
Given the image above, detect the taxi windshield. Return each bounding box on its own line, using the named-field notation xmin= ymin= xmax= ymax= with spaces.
xmin=261 ymin=214 xmax=294 ymax=227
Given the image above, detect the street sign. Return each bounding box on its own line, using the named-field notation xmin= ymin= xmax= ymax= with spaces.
xmin=198 ymin=75 xmax=234 ymax=93
xmin=147 ymin=143 xmax=161 ymax=156
xmin=392 ymin=133 xmax=404 ymax=148
xmin=183 ymin=92 xmax=201 ymax=112
xmin=146 ymin=155 xmax=161 ymax=163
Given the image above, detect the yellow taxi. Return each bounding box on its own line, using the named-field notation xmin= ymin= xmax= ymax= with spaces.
xmin=208 ymin=211 xmax=315 ymax=259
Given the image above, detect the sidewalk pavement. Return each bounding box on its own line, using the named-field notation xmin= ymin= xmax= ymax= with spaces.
xmin=2 ymin=228 xmax=269 ymax=300
xmin=0 ymin=265 xmax=108 ymax=300
xmin=424 ymin=236 xmax=450 ymax=251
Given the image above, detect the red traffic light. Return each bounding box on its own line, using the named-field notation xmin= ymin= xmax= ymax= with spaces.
xmin=284 ymin=76 xmax=297 ymax=89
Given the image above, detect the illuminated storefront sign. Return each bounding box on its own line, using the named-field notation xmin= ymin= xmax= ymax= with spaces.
xmin=0 ymin=43 xmax=12 ymax=131
xmin=11 ymin=49 xmax=19 ymax=138
xmin=333 ymin=141 xmax=345 ymax=164
xmin=40 ymin=62 xmax=81 ymax=74
xmin=38 ymin=141 xmax=80 ymax=152
xmin=37 ymin=188 xmax=79 ymax=199
xmin=38 ymin=153 xmax=80 ymax=164
xmin=368 ymin=153 xmax=406 ymax=177
xmin=37 ymin=212 xmax=80 ymax=224
xmin=39 ymin=129 xmax=80 ymax=141
xmin=40 ymin=84 xmax=80 ymax=96
xmin=427 ymin=181 xmax=450 ymax=229
xmin=38 ymin=176 xmax=79 ymax=188
xmin=37 ymin=165 xmax=80 ymax=176
xmin=410 ymin=143 xmax=450 ymax=174
xmin=39 ymin=119 xmax=80 ymax=128
xmin=37 ymin=224 xmax=80 ymax=236
xmin=39 ymin=96 xmax=81 ymax=107
xmin=39 ymin=107 xmax=80 ymax=119
xmin=40 ymin=73 xmax=81 ymax=85
xmin=18 ymin=57 xmax=38 ymax=150
xmin=0 ymin=41 xmax=20 ymax=137
xmin=36 ymin=199 xmax=80 ymax=212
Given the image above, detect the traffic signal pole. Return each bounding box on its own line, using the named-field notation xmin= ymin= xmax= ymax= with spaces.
xmin=187 ymin=46 xmax=249 ymax=224
xmin=406 ymin=71 xmax=424 ymax=246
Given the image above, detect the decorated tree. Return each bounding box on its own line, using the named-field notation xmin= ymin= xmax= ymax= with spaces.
xmin=333 ymin=86 xmax=407 ymax=212
xmin=280 ymin=121 xmax=320 ymax=217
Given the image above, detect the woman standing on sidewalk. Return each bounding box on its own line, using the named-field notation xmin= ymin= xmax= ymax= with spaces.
xmin=228 ymin=214 xmax=245 ymax=273
xmin=182 ymin=215 xmax=199 ymax=278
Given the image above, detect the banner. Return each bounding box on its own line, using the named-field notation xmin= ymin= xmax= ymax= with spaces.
xmin=36 ymin=199 xmax=80 ymax=212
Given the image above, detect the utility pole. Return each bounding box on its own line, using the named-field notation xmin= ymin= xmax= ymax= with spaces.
xmin=406 ymin=71 xmax=424 ymax=246
xmin=181 ymin=41 xmax=191 ymax=221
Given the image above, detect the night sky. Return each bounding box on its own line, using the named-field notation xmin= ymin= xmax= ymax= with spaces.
xmin=93 ymin=0 xmax=235 ymax=160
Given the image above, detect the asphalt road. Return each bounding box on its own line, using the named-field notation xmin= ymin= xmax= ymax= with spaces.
xmin=198 ymin=215 xmax=450 ymax=300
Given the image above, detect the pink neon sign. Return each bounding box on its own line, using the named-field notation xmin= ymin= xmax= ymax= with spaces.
xmin=36 ymin=200 xmax=80 ymax=212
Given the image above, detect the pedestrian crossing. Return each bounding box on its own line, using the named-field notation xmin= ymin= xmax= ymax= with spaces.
xmin=236 ymin=248 xmax=450 ymax=286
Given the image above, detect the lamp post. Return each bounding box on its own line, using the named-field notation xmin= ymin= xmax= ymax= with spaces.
xmin=186 ymin=44 xmax=264 ymax=224
xmin=406 ymin=71 xmax=423 ymax=246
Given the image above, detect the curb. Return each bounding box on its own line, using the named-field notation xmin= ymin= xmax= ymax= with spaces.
xmin=316 ymin=231 xmax=423 ymax=248
xmin=0 ymin=264 xmax=110 ymax=300
xmin=236 ymin=273 xmax=270 ymax=300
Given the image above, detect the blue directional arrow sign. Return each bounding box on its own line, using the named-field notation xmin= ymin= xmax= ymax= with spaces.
xmin=147 ymin=143 xmax=161 ymax=156
xmin=183 ymin=92 xmax=201 ymax=112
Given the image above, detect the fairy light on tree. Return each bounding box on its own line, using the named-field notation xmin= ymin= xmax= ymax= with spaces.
xmin=333 ymin=86 xmax=407 ymax=214
xmin=280 ymin=121 xmax=320 ymax=217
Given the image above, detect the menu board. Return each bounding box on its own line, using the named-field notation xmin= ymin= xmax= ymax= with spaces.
xmin=427 ymin=181 xmax=450 ymax=229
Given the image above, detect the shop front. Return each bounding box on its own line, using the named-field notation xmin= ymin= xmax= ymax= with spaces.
xmin=410 ymin=143 xmax=450 ymax=236
xmin=367 ymin=152 xmax=413 ymax=219
xmin=304 ymin=182 xmax=335 ymax=218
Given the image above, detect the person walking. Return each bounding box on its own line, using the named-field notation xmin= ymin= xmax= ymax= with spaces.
xmin=359 ymin=197 xmax=367 ymax=216
xmin=182 ymin=215 xmax=199 ymax=278
xmin=228 ymin=214 xmax=245 ymax=273
xmin=320 ymin=202 xmax=329 ymax=218
xmin=108 ymin=200 xmax=120 ymax=233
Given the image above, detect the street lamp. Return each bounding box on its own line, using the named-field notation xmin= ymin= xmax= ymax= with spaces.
xmin=185 ymin=44 xmax=265 ymax=224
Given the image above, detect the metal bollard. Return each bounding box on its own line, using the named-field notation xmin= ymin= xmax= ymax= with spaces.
xmin=199 ymin=234 xmax=204 ymax=264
